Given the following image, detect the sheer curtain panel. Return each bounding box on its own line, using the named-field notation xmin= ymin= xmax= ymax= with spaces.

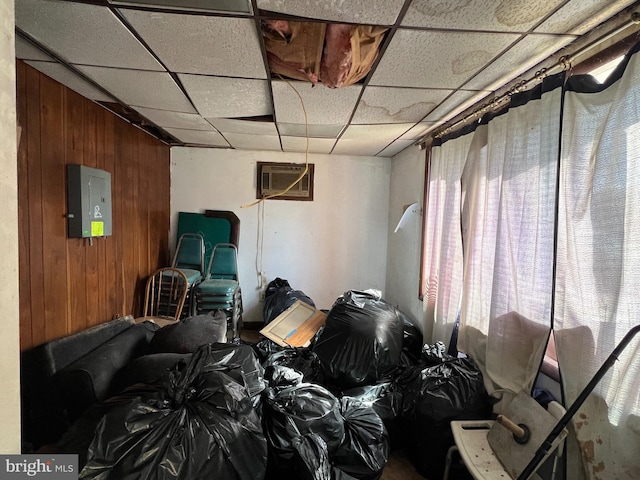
xmin=423 ymin=132 xmax=473 ymax=347
xmin=555 ymin=43 xmax=640 ymax=480
xmin=458 ymin=76 xmax=563 ymax=410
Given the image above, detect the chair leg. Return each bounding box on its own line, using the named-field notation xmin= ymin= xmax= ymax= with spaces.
xmin=442 ymin=445 xmax=458 ymax=480
xmin=230 ymin=289 xmax=243 ymax=340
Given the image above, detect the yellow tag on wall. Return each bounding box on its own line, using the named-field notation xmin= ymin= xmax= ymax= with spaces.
xmin=91 ymin=221 xmax=104 ymax=236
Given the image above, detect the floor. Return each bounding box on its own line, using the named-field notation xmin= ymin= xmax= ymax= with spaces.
xmin=382 ymin=449 xmax=429 ymax=480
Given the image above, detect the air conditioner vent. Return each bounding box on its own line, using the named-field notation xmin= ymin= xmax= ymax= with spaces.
xmin=257 ymin=162 xmax=314 ymax=201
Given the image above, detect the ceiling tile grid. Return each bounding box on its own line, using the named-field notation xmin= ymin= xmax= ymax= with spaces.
xmin=179 ymin=74 xmax=272 ymax=118
xmin=208 ymin=118 xmax=279 ymax=136
xmin=132 ymin=106 xmax=215 ymax=130
xmin=401 ymin=0 xmax=565 ymax=32
xmin=368 ymin=29 xmax=522 ymax=89
xmin=16 ymin=0 xmax=164 ymax=70
xmin=77 ymin=65 xmax=196 ymax=113
xmin=255 ymin=0 xmax=407 ymax=26
xmin=224 ymin=133 xmax=282 ymax=151
xmin=281 ymin=136 xmax=336 ymax=154
xmin=535 ymin=0 xmax=637 ymax=35
xmin=25 ymin=60 xmax=117 ymax=102
xmin=14 ymin=0 xmax=640 ymax=157
xmin=351 ymin=86 xmax=451 ymax=124
xmin=271 ymin=80 xmax=363 ymax=125
xmin=120 ymin=9 xmax=268 ymax=78
xmin=164 ymin=127 xmax=229 ymax=146
xmin=461 ymin=33 xmax=576 ymax=91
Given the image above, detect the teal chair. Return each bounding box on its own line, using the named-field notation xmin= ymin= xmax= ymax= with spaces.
xmin=172 ymin=233 xmax=206 ymax=316
xmin=194 ymin=243 xmax=243 ymax=339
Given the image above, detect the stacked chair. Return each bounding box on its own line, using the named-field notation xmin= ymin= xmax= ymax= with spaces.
xmin=171 ymin=233 xmax=206 ymax=317
xmin=142 ymin=267 xmax=189 ymax=328
xmin=193 ymin=243 xmax=243 ymax=340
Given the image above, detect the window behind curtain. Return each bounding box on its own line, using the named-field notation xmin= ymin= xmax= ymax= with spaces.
xmin=457 ymin=77 xmax=562 ymax=409
xmin=422 ymin=132 xmax=473 ymax=347
xmin=555 ymin=43 xmax=640 ymax=480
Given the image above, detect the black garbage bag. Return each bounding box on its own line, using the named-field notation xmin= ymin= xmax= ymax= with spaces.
xmin=253 ymin=338 xmax=285 ymax=363
xmin=264 ymin=364 xmax=305 ymax=388
xmin=80 ymin=344 xmax=268 ymax=480
xmin=421 ymin=341 xmax=451 ymax=365
xmin=398 ymin=354 xmax=491 ymax=479
xmin=263 ymin=382 xmax=345 ymax=474
xmin=203 ymin=343 xmax=265 ymax=398
xmin=263 ymin=277 xmax=316 ymax=324
xmin=340 ymin=382 xmax=401 ymax=424
xmin=312 ymin=290 xmax=404 ymax=388
xmin=263 ymin=348 xmax=324 ymax=384
xmin=400 ymin=314 xmax=423 ymax=365
xmin=291 ymin=434 xmax=333 ymax=480
xmin=332 ymin=398 xmax=389 ymax=480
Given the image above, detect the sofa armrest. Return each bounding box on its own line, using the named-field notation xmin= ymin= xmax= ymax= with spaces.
xmin=54 ymin=322 xmax=156 ymax=422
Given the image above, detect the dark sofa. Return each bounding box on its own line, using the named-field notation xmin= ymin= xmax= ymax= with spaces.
xmin=20 ymin=316 xmax=158 ymax=452
xmin=20 ymin=311 xmax=229 ymax=453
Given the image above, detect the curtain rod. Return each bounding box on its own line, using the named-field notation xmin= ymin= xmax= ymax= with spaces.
xmin=422 ymin=8 xmax=640 ymax=143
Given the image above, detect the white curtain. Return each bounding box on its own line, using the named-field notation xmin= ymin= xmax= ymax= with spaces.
xmin=458 ymin=81 xmax=562 ymax=409
xmin=423 ymin=132 xmax=473 ymax=347
xmin=555 ymin=46 xmax=640 ymax=480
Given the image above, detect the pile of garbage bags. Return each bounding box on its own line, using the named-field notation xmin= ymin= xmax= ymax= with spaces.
xmin=68 ymin=288 xmax=491 ymax=480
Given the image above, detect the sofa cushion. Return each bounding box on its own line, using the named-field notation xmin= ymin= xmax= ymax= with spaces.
xmin=54 ymin=322 xmax=156 ymax=422
xmin=149 ymin=311 xmax=227 ymax=354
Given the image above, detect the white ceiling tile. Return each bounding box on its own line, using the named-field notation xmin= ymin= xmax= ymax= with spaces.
xmin=16 ymin=0 xmax=163 ymax=71
xmin=281 ymin=136 xmax=335 ymax=154
xmin=333 ymin=124 xmax=413 ymax=156
xmin=24 ymin=61 xmax=116 ymax=102
xmin=132 ymin=106 xmax=213 ymax=130
xmin=224 ymin=133 xmax=282 ymax=151
xmin=536 ymin=0 xmax=636 ymax=35
xmin=272 ymin=80 xmax=362 ymax=124
xmin=378 ymin=140 xmax=415 ymax=157
xmin=179 ymin=74 xmax=272 ymax=118
xmin=424 ymin=90 xmax=488 ymax=123
xmin=109 ymin=0 xmax=252 ymax=15
xmin=399 ymin=122 xmax=435 ymax=141
xmin=256 ymin=0 xmax=406 ymax=25
xmin=402 ymin=0 xmax=565 ymax=32
xmin=15 ymin=36 xmax=52 ymax=61
xmin=77 ymin=65 xmax=196 ymax=113
xmin=340 ymin=124 xmax=415 ymax=141
xmin=351 ymin=86 xmax=451 ymax=124
xmin=207 ymin=118 xmax=278 ymax=136
xmin=332 ymin=138 xmax=389 ymax=156
xmin=277 ymin=123 xmax=344 ymax=138
xmin=463 ymin=34 xmax=574 ymax=91
xmin=164 ymin=128 xmax=229 ymax=146
xmin=120 ymin=10 xmax=267 ymax=78
xmin=369 ymin=29 xmax=521 ymax=89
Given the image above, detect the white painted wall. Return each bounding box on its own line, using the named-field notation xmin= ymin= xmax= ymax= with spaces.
xmin=0 ymin=0 xmax=22 ymax=452
xmin=385 ymin=145 xmax=429 ymax=340
xmin=170 ymin=147 xmax=391 ymax=323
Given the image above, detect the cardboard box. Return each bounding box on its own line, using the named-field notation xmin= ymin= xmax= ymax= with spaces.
xmin=260 ymin=300 xmax=326 ymax=348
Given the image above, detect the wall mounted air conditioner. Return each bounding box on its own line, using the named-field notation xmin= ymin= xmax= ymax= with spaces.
xmin=257 ymin=162 xmax=314 ymax=201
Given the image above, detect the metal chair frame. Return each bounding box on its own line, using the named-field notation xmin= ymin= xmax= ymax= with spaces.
xmin=194 ymin=243 xmax=243 ymax=339
xmin=143 ymin=267 xmax=189 ymax=324
xmin=172 ymin=233 xmax=206 ymax=316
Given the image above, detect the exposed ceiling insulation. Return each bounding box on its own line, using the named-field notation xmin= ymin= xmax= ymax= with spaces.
xmin=14 ymin=0 xmax=640 ymax=157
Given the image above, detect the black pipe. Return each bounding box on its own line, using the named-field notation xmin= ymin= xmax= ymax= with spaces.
xmin=517 ymin=324 xmax=640 ymax=480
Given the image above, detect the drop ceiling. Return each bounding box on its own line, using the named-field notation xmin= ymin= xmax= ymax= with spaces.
xmin=14 ymin=0 xmax=640 ymax=157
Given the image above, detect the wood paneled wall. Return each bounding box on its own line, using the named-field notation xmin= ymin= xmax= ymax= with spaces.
xmin=16 ymin=61 xmax=171 ymax=351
